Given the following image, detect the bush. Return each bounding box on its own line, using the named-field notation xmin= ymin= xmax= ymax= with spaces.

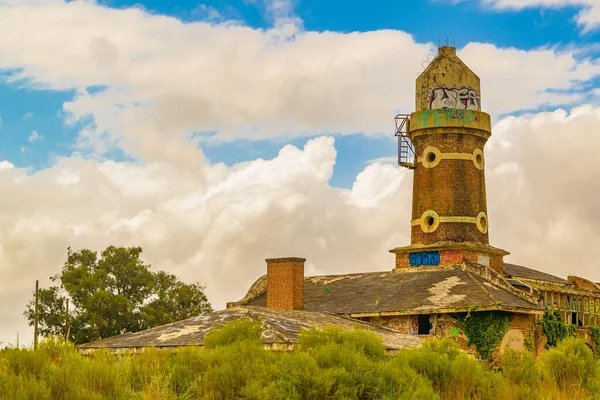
xmin=2 ymin=324 xmax=600 ymax=399
xmin=539 ymin=337 xmax=596 ymax=394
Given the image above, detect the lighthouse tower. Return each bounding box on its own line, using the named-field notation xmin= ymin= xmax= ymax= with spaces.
xmin=390 ymin=45 xmax=508 ymax=273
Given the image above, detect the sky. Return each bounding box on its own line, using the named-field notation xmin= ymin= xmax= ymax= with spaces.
xmin=1 ymin=0 xmax=600 ymax=347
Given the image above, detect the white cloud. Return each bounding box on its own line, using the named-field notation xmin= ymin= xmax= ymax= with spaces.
xmin=191 ymin=4 xmax=224 ymax=23
xmin=0 ymin=161 xmax=14 ymax=170
xmin=2 ymin=106 xmax=600 ymax=348
xmin=366 ymin=156 xmax=398 ymax=165
xmin=482 ymin=0 xmax=600 ymax=32
xmin=28 ymin=130 xmax=42 ymax=143
xmin=0 ymin=1 xmax=597 ymax=166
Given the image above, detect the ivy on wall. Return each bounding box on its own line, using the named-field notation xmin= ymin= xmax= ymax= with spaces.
xmin=456 ymin=311 xmax=513 ymax=360
xmin=539 ymin=310 xmax=577 ymax=348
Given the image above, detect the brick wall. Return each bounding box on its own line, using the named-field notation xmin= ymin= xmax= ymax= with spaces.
xmin=411 ymin=132 xmax=489 ymax=245
xmin=266 ymin=257 xmax=305 ymax=310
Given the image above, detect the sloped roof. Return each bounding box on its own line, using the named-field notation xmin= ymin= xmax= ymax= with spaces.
xmin=80 ymin=306 xmax=424 ymax=351
xmin=242 ymin=268 xmax=541 ymax=314
xmin=504 ymin=263 xmax=569 ymax=285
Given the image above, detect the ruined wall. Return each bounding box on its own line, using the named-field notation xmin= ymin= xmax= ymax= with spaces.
xmin=367 ymin=312 xmax=541 ymax=358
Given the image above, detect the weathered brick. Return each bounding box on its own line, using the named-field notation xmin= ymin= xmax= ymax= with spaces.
xmin=266 ymin=257 xmax=305 ymax=310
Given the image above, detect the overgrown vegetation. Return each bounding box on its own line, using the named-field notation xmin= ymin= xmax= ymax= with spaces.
xmin=456 ymin=311 xmax=513 ymax=360
xmin=2 ymin=321 xmax=600 ymax=399
xmin=539 ymin=310 xmax=577 ymax=348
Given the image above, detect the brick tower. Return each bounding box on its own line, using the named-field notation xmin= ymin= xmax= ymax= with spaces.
xmin=390 ymin=45 xmax=508 ymax=273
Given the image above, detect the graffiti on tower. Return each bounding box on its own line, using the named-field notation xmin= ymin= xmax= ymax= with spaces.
xmin=409 ymin=251 xmax=441 ymax=266
xmin=427 ymin=86 xmax=480 ymax=111
xmin=414 ymin=108 xmax=477 ymax=129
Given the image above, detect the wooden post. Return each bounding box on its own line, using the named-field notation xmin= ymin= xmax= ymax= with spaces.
xmin=34 ymin=280 xmax=39 ymax=350
xmin=65 ymin=299 xmax=70 ymax=341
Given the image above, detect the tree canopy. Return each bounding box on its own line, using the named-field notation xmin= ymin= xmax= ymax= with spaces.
xmin=24 ymin=246 xmax=212 ymax=344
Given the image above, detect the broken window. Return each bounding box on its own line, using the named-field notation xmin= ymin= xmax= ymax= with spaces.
xmin=418 ymin=314 xmax=431 ymax=335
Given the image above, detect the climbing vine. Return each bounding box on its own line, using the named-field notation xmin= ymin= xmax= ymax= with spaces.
xmin=456 ymin=311 xmax=513 ymax=360
xmin=539 ymin=310 xmax=577 ymax=348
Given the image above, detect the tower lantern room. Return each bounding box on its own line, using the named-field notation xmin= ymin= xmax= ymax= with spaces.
xmin=391 ymin=45 xmax=509 ymax=274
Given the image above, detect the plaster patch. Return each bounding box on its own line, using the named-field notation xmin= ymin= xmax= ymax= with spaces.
xmin=499 ymin=329 xmax=525 ymax=355
xmin=416 ymin=276 xmax=467 ymax=309
xmin=309 ymin=275 xmax=362 ymax=285
xmin=157 ymin=325 xmax=202 ymax=342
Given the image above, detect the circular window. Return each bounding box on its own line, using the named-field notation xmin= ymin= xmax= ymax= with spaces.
xmin=476 ymin=211 xmax=488 ymax=234
xmin=420 ymin=210 xmax=440 ymax=233
xmin=422 ymin=147 xmax=442 ymax=169
xmin=472 ymin=149 xmax=484 ymax=170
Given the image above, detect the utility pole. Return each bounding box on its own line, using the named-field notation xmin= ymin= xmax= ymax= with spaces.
xmin=34 ymin=280 xmax=39 ymax=350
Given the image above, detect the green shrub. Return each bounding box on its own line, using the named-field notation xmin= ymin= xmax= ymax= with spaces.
xmin=3 ymin=322 xmax=600 ymax=399
xmin=298 ymin=325 xmax=386 ymax=361
xmin=539 ymin=337 xmax=596 ymax=393
xmin=203 ymin=318 xmax=263 ymax=348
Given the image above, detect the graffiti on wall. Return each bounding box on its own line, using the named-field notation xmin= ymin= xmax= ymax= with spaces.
xmin=411 ymin=318 xmax=419 ymax=336
xmin=409 ymin=251 xmax=441 ymax=267
xmin=427 ymin=86 xmax=480 ymax=111
xmin=441 ymin=250 xmax=463 ymax=264
xmin=414 ymin=108 xmax=476 ymax=129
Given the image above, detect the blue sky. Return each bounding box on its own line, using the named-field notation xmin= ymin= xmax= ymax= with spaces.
xmin=1 ymin=0 xmax=599 ymax=188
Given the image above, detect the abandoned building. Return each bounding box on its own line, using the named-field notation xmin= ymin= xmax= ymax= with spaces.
xmin=82 ymin=45 xmax=600 ymax=356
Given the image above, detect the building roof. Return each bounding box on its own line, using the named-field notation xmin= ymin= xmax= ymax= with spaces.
xmin=239 ymin=267 xmax=542 ymax=315
xmin=80 ymin=306 xmax=424 ymax=352
xmin=504 ymin=263 xmax=569 ymax=285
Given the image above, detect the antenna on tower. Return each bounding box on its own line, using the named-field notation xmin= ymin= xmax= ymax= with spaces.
xmin=454 ymin=38 xmax=456 ymax=47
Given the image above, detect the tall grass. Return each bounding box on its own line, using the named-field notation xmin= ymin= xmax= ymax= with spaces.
xmin=1 ymin=322 xmax=599 ymax=399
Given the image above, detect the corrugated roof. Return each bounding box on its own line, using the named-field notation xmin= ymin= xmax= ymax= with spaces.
xmin=504 ymin=263 xmax=568 ymax=285
xmin=80 ymin=306 xmax=423 ymax=351
xmin=523 ymin=280 xmax=593 ymax=297
xmin=245 ymin=268 xmax=541 ymax=314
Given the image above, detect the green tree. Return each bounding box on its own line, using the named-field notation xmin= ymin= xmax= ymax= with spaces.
xmin=24 ymin=246 xmax=212 ymax=344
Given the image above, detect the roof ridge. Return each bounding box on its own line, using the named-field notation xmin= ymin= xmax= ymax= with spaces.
xmin=244 ymin=307 xmax=294 ymax=344
xmin=464 ymin=270 xmax=498 ymax=305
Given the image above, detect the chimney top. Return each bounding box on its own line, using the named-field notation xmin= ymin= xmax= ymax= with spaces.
xmin=266 ymin=257 xmax=306 ymax=263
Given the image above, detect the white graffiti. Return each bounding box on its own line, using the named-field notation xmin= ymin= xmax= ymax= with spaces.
xmin=427 ymin=86 xmax=480 ymax=111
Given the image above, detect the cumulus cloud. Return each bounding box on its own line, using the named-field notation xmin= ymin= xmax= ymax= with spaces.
xmin=0 ymin=0 xmax=597 ymax=166
xmin=0 ymin=136 xmax=412 ymax=346
xmin=482 ymin=0 xmax=600 ymax=33
xmin=2 ymin=106 xmax=600 ymax=347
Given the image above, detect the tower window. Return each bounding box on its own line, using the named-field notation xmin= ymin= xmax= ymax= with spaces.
xmin=476 ymin=211 xmax=488 ymax=234
xmin=472 ymin=149 xmax=485 ymax=170
xmin=422 ymin=147 xmax=441 ymax=168
xmin=476 ymin=153 xmax=483 ymax=165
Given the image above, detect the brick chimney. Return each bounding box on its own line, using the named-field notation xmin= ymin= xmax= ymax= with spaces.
xmin=266 ymin=257 xmax=305 ymax=310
